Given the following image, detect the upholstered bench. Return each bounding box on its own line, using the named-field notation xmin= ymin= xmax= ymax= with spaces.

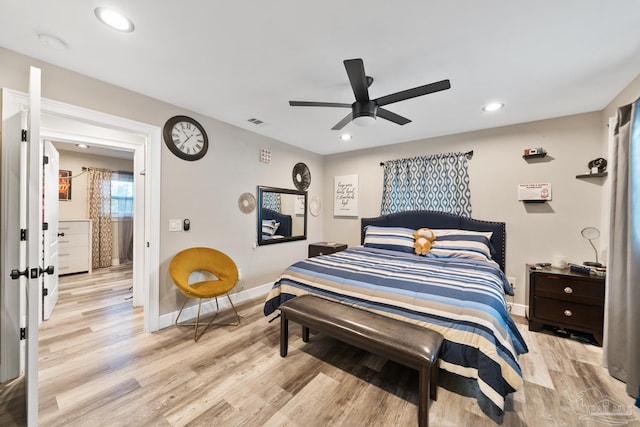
xmin=279 ymin=294 xmax=444 ymax=427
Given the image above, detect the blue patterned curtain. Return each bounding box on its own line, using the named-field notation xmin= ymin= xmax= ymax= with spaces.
xmin=380 ymin=152 xmax=471 ymax=216
xmin=262 ymin=192 xmax=281 ymax=211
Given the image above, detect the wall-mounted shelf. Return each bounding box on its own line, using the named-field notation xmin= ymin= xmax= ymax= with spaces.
xmin=523 ymin=152 xmax=547 ymax=159
xmin=576 ymin=172 xmax=607 ymax=179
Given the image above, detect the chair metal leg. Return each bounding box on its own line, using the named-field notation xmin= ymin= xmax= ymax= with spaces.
xmin=174 ymin=293 xmax=241 ymax=342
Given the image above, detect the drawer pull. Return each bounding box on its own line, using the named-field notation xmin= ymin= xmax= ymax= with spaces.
xmin=563 ymin=287 xmax=573 ymax=294
xmin=563 ymin=309 xmax=573 ymax=317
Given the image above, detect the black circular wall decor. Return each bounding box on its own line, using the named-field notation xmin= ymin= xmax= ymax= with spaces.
xmin=292 ymin=162 xmax=311 ymax=191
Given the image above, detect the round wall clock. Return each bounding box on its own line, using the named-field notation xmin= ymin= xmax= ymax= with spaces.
xmin=163 ymin=115 xmax=208 ymax=161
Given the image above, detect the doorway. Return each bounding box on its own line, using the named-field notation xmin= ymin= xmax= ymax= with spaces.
xmin=1 ymin=89 xmax=161 ymax=383
xmin=51 ymin=141 xmax=136 ymax=316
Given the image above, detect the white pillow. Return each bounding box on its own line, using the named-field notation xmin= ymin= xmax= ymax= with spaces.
xmin=262 ymin=220 xmax=280 ymax=236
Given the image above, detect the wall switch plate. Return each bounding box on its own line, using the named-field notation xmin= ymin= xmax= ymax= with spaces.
xmin=169 ymin=219 xmax=182 ymax=232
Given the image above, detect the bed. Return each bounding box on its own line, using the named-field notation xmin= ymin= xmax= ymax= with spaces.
xmin=264 ymin=210 xmax=528 ymax=414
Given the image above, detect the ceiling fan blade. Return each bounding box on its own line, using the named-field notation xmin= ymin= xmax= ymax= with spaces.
xmin=331 ymin=112 xmax=353 ymax=130
xmin=289 ymin=101 xmax=351 ymax=108
xmin=377 ymin=108 xmax=411 ymax=125
xmin=344 ymin=59 xmax=370 ymax=103
xmin=374 ymin=79 xmax=451 ymax=107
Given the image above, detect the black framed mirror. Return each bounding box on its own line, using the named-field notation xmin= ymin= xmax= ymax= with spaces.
xmin=257 ymin=186 xmax=307 ymax=246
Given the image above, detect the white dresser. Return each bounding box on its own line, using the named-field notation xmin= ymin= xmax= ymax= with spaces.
xmin=58 ymin=219 xmax=92 ymax=275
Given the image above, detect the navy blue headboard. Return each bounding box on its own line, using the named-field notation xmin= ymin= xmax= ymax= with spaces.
xmin=361 ymin=210 xmax=506 ymax=272
xmin=262 ymin=208 xmax=292 ymax=237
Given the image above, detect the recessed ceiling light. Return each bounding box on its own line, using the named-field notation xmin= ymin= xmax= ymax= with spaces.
xmin=94 ymin=7 xmax=135 ymax=32
xmin=76 ymin=144 xmax=89 ymax=149
xmin=340 ymin=134 xmax=352 ymax=141
xmin=483 ymin=102 xmax=504 ymax=112
xmin=38 ymin=34 xmax=67 ymax=50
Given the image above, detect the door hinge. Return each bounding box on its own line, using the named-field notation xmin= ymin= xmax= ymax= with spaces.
xmin=20 ymin=328 xmax=26 ymax=340
xmin=43 ymin=222 xmax=49 ymax=231
xmin=20 ymin=229 xmax=27 ymax=241
xmin=43 ymin=288 xmax=49 ymax=296
xmin=43 ymin=156 xmax=49 ymax=165
xmin=21 ymin=129 xmax=27 ymax=142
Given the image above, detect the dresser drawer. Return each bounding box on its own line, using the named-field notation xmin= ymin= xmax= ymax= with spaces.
xmin=58 ymin=220 xmax=90 ymax=235
xmin=58 ymin=256 xmax=91 ymax=274
xmin=534 ymin=274 xmax=604 ymax=304
xmin=58 ymin=233 xmax=90 ymax=249
xmin=58 ymin=220 xmax=92 ymax=275
xmin=533 ymin=296 xmax=604 ymax=331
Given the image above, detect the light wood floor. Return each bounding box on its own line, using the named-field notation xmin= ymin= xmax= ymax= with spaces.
xmin=1 ymin=264 xmax=639 ymax=426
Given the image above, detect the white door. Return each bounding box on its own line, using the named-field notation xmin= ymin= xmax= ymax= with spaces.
xmin=42 ymin=140 xmax=59 ymax=321
xmin=24 ymin=65 xmax=43 ymax=426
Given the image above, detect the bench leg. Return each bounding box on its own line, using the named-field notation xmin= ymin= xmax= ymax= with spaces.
xmin=418 ymin=365 xmax=430 ymax=427
xmin=280 ymin=314 xmax=289 ymax=357
xmin=302 ymin=326 xmax=310 ymax=342
xmin=430 ymin=366 xmax=439 ymax=401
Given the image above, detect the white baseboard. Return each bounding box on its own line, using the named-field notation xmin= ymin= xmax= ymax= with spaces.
xmin=158 ymin=282 xmax=273 ymax=330
xmin=509 ymin=303 xmax=527 ymax=317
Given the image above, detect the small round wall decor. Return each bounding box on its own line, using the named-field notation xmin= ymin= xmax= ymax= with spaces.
xmin=238 ymin=192 xmax=256 ymax=214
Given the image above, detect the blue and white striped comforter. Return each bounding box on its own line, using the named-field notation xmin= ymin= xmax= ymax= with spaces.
xmin=264 ymin=246 xmax=528 ymax=412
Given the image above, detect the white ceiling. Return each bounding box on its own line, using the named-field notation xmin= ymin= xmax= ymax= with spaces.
xmin=2 ymin=1 xmax=640 ymax=155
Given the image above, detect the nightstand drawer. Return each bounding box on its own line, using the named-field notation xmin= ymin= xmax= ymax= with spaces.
xmin=534 ymin=296 xmax=604 ymax=330
xmin=534 ymin=275 xmax=604 ymax=304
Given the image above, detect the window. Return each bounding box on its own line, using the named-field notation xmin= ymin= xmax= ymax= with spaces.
xmin=111 ymin=171 xmax=134 ymax=218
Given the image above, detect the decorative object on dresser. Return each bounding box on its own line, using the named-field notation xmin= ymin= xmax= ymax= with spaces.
xmin=308 ymin=242 xmax=347 ymax=258
xmin=58 ymin=219 xmax=92 ymax=275
xmin=580 ymin=227 xmax=603 ymax=267
xmin=526 ymin=265 xmax=605 ymax=345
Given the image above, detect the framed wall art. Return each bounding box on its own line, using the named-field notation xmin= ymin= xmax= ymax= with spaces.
xmin=59 ymin=170 xmax=72 ymax=201
xmin=334 ymin=174 xmax=358 ymax=217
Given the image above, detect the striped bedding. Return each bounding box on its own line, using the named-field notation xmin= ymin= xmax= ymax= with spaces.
xmin=264 ymin=246 xmax=528 ymax=412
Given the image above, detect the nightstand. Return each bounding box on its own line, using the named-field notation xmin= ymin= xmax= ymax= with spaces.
xmin=526 ymin=265 xmax=605 ymax=345
xmin=308 ymin=242 xmax=347 ymax=258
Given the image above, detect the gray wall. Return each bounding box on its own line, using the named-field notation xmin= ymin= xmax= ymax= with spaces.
xmin=323 ymin=112 xmax=607 ymax=308
xmin=0 ymin=47 xmax=324 ymax=316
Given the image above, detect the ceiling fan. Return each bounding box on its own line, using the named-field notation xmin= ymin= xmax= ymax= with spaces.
xmin=289 ymin=58 xmax=451 ymax=130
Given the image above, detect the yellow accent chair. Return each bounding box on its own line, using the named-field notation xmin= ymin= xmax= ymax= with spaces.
xmin=169 ymin=247 xmax=240 ymax=341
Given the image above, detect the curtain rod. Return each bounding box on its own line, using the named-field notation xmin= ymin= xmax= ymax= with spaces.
xmin=81 ymin=167 xmax=133 ymax=174
xmin=379 ymin=150 xmax=474 ymax=166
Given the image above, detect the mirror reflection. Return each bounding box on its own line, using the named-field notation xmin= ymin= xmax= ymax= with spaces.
xmin=257 ymin=186 xmax=307 ymax=246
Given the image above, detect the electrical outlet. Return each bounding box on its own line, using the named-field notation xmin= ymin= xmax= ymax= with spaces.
xmin=507 ymin=276 xmax=516 ymax=293
xmin=238 ymin=268 xmax=243 ymax=280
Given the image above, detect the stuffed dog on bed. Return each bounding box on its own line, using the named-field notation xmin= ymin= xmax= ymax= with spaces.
xmin=414 ymin=228 xmax=436 ymax=255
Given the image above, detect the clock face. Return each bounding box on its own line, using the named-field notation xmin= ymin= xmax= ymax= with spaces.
xmin=163 ymin=115 xmax=208 ymax=161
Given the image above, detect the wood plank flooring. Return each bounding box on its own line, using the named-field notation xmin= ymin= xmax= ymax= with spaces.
xmin=1 ymin=264 xmax=639 ymax=426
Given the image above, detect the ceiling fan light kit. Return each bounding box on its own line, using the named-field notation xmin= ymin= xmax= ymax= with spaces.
xmin=289 ymin=58 xmax=451 ymax=130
